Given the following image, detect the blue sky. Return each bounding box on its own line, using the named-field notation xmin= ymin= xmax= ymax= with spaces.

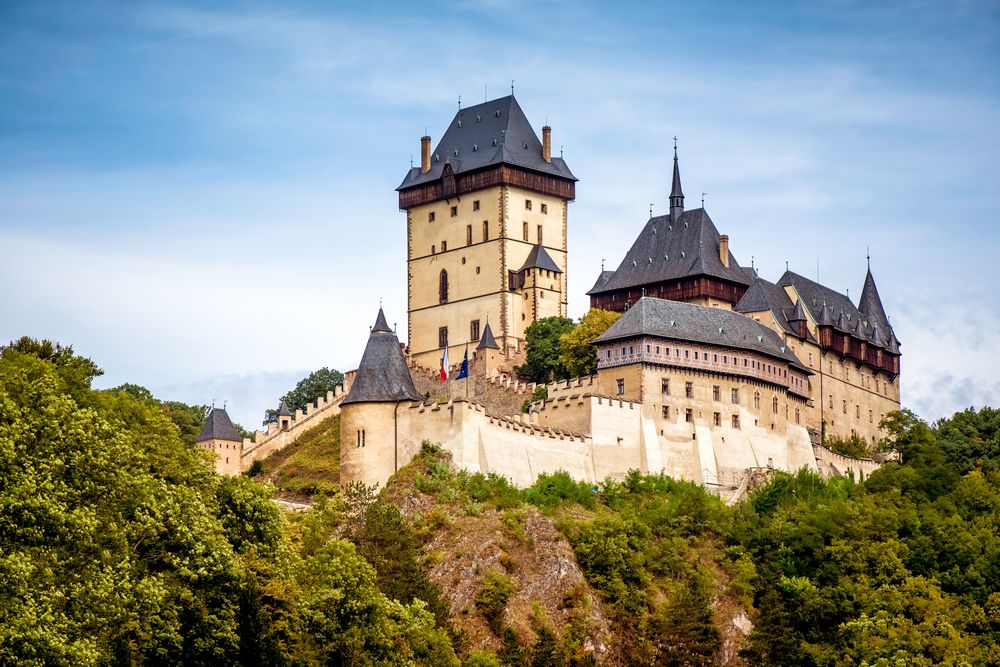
xmin=2 ymin=0 xmax=998 ymax=429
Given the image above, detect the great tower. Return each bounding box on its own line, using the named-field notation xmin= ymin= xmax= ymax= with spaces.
xmin=397 ymin=95 xmax=576 ymax=368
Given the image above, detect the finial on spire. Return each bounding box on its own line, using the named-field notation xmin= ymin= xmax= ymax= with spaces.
xmin=649 ymin=203 xmax=654 ymax=218
xmin=223 ymin=400 xmax=228 ymax=410
xmin=511 ymin=79 xmax=514 ymax=95
xmin=673 ymin=135 xmax=678 ymax=159
xmin=458 ymin=94 xmax=461 ymax=110
xmin=701 ymin=192 xmax=706 ymax=208
xmin=786 ymin=260 xmax=789 ymax=271
xmin=601 ymin=258 xmax=605 ymax=271
xmin=866 ymin=245 xmax=871 ymax=270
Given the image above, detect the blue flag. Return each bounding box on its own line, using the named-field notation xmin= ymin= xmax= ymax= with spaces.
xmin=456 ymin=349 xmax=469 ymax=380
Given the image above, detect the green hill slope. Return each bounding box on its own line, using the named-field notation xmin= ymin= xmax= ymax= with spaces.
xmin=253 ymin=414 xmax=340 ymax=498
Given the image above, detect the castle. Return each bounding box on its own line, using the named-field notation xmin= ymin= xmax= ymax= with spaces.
xmin=197 ymin=95 xmax=901 ymax=499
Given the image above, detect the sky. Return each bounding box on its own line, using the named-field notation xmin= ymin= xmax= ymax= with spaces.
xmin=1 ymin=0 xmax=999 ymax=429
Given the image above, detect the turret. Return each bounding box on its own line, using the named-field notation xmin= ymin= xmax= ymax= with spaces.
xmin=476 ymin=320 xmax=501 ymax=376
xmin=276 ymin=399 xmax=291 ymax=431
xmin=669 ymin=139 xmax=684 ymax=220
xmin=196 ymin=406 xmax=243 ymax=476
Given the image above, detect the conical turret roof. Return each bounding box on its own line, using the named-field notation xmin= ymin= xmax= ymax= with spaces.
xmin=277 ymin=399 xmax=291 ymax=417
xmin=858 ymin=268 xmax=890 ymax=333
xmin=787 ymin=299 xmax=807 ymax=322
xmin=670 ymin=150 xmax=684 ymax=201
xmin=197 ymin=407 xmax=242 ymax=443
xmin=477 ymin=321 xmax=500 ymax=350
xmin=341 ymin=307 xmax=423 ymax=406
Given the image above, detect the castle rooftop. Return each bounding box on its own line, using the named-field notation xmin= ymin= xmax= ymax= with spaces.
xmin=341 ymin=307 xmax=423 ymax=406
xmin=197 ymin=407 xmax=242 ymax=443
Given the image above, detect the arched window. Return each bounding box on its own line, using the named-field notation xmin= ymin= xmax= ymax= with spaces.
xmin=772 ymin=396 xmax=779 ymax=413
xmin=439 ymin=269 xmax=449 ymax=303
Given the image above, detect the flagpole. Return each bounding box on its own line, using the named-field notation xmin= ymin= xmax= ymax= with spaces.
xmin=465 ymin=341 xmax=470 ymax=399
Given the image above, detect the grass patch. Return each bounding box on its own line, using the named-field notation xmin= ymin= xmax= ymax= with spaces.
xmin=255 ymin=415 xmax=341 ymax=498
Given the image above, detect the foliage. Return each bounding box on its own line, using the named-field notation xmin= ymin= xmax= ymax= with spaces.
xmin=263 ymin=367 xmax=345 ymax=425
xmin=558 ymin=309 xmax=621 ymax=378
xmin=475 ymin=570 xmax=516 ymax=634
xmin=825 ymin=431 xmax=874 ymax=459
xmin=935 ymin=406 xmax=1000 ymax=473
xmin=515 ymin=317 xmax=575 ymax=383
xmin=254 ymin=415 xmax=341 ymax=497
xmin=108 ymin=382 xmax=210 ymax=445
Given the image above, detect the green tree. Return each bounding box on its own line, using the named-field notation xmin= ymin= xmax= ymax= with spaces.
xmin=515 ymin=317 xmax=575 ymax=384
xmin=263 ymin=367 xmax=344 ymax=425
xmin=558 ymin=309 xmax=621 ymax=378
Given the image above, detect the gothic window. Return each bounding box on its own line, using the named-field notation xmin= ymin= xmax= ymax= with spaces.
xmin=713 ymin=385 xmax=721 ymax=401
xmin=522 ymin=222 xmax=529 ymax=241
xmin=483 ymin=220 xmax=489 ymax=240
xmin=754 ymin=391 xmax=760 ymax=410
xmin=661 ymin=378 xmax=670 ymax=395
xmin=537 ymin=224 xmax=543 ymax=244
xmin=438 ymin=327 xmax=448 ymax=348
xmin=732 ymin=388 xmax=740 ymax=405
xmin=795 ymin=408 xmax=801 ymax=424
xmin=470 ymin=319 xmax=480 ymax=342
xmin=466 ymin=225 xmax=473 ymax=246
xmin=439 ymin=270 xmax=449 ymax=303
xmin=685 ymin=382 xmax=693 ymax=398
xmin=773 ymin=396 xmax=779 ymax=413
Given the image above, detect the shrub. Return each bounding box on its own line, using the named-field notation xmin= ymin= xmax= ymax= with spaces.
xmin=475 ymin=571 xmax=516 ymax=634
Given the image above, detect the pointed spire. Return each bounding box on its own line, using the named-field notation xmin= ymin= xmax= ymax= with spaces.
xmin=670 ymin=137 xmax=684 ymax=219
xmin=816 ymin=300 xmax=833 ymax=326
xmin=277 ymin=399 xmax=291 ymax=417
xmin=196 ymin=407 xmax=242 ymax=443
xmin=371 ymin=307 xmax=391 ymax=333
xmin=787 ymin=299 xmax=807 ymax=322
xmin=477 ymin=321 xmax=500 ymax=350
xmin=858 ymin=265 xmax=890 ymax=333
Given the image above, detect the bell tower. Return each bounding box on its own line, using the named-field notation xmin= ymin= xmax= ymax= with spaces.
xmin=396 ymin=96 xmax=577 ymax=368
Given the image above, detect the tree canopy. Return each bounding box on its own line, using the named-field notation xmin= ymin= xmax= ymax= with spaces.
xmin=558 ymin=309 xmax=621 ymax=378
xmin=515 ymin=317 xmax=575 ymax=384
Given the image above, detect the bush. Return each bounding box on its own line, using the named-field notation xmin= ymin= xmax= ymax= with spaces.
xmin=475 ymin=571 xmax=516 ymax=634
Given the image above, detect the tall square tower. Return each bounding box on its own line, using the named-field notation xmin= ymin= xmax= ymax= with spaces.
xmin=397 ymin=96 xmax=576 ymax=368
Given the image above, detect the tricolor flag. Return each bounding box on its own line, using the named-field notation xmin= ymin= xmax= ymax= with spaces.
xmin=456 ymin=348 xmax=469 ymax=380
xmin=440 ymin=346 xmax=449 ymax=382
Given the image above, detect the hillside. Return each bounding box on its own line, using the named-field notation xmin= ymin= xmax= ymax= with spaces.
xmin=254 ymin=414 xmax=341 ymax=498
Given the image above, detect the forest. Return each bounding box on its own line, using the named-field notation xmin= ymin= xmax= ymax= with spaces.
xmin=1 ymin=337 xmax=998 ymax=665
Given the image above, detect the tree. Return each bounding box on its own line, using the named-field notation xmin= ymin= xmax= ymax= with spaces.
xmin=263 ymin=367 xmax=344 ymax=425
xmin=558 ymin=309 xmax=621 ymax=378
xmin=515 ymin=317 xmax=575 ymax=384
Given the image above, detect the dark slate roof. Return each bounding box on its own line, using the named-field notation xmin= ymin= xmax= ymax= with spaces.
xmin=518 ymin=244 xmax=562 ymax=273
xmin=397 ymin=95 xmax=575 ymax=191
xmin=779 ymin=271 xmax=863 ymax=332
xmin=735 ymin=277 xmax=818 ymax=343
xmin=372 ymin=307 xmax=392 ymax=333
xmin=592 ymin=296 xmax=810 ymax=373
xmin=586 ymin=270 xmax=616 ymax=296
xmin=591 ymin=208 xmax=751 ymax=295
xmin=477 ymin=321 xmax=500 ymax=350
xmin=197 ymin=407 xmax=242 ymax=443
xmin=341 ymin=308 xmax=424 ymax=406
xmin=858 ymin=269 xmax=891 ymax=334
xmin=277 ymin=400 xmax=291 ymax=417
xmin=787 ymin=299 xmax=807 ymax=322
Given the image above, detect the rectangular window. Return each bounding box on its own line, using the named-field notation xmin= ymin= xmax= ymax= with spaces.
xmin=685 ymin=408 xmax=693 ymax=423
xmin=829 ymin=395 xmax=833 ymax=408
xmin=470 ymin=319 xmax=480 ymax=342
xmin=661 ymin=378 xmax=669 ymax=395
xmin=431 ymin=244 xmax=436 ymax=254
xmin=714 ymin=412 xmax=721 ymax=427
xmin=441 ymin=240 xmax=447 ymax=252
xmin=685 ymin=350 xmax=689 ymax=358
xmin=523 ymin=222 xmax=529 ymax=241
xmin=483 ymin=220 xmax=489 ymax=240
xmin=662 ymin=405 xmax=669 ymax=419
xmin=438 ymin=327 xmax=448 ymax=348
xmin=731 ymin=388 xmax=740 ymax=404
xmin=537 ymin=224 xmax=543 ymax=244
xmin=685 ymin=382 xmax=694 ymax=398
xmin=616 ymin=378 xmax=625 ymax=395
xmin=843 ymin=400 xmax=847 ymax=414
xmin=856 ymin=405 xmax=861 ymax=419
xmin=694 ymin=351 xmax=699 ymax=360
xmin=473 ymin=200 xmax=480 ymax=211
xmin=466 ymin=225 xmax=473 ymax=245
xmin=540 ymin=203 xmax=548 ymax=214
xmin=525 ymin=199 xmax=532 ymax=211
xmin=869 ymin=409 xmax=873 ymax=423
xmin=713 ymin=385 xmax=721 ymax=401
xmin=450 ymin=205 xmax=457 ymax=217
xmin=713 ymin=354 xmax=718 ymax=362
xmin=428 ymin=211 xmax=435 ymax=222
xmin=732 ymin=414 xmax=741 ymax=429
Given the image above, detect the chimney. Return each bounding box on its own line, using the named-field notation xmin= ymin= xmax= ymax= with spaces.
xmin=542 ymin=126 xmax=552 ymax=163
xmin=420 ymin=135 xmax=431 ymax=174
xmin=719 ymin=234 xmax=730 ymax=268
